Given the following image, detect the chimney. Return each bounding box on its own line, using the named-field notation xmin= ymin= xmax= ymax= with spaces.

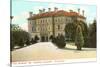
xmin=69 ymin=10 xmax=73 ymax=12
xmin=82 ymin=10 xmax=84 ymax=16
xmin=54 ymin=7 xmax=58 ymax=11
xmin=43 ymin=8 xmax=45 ymax=13
xmin=48 ymin=8 xmax=51 ymax=12
xmin=29 ymin=12 xmax=33 ymax=17
xmin=39 ymin=9 xmax=42 ymax=13
xmin=78 ymin=8 xmax=80 ymax=14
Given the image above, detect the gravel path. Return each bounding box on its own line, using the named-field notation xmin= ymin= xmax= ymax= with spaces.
xmin=12 ymin=42 xmax=96 ymax=62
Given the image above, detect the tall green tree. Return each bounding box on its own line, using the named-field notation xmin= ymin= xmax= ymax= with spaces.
xmin=75 ymin=25 xmax=84 ymax=50
xmin=78 ymin=21 xmax=88 ymax=47
xmin=88 ymin=19 xmax=96 ymax=48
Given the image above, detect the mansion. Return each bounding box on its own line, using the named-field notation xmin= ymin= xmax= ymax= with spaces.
xmin=27 ymin=7 xmax=86 ymax=41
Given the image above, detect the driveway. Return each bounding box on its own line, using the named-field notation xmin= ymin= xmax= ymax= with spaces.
xmin=12 ymin=42 xmax=96 ymax=62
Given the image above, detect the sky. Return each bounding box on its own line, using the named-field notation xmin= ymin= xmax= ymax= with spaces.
xmin=12 ymin=0 xmax=97 ymax=31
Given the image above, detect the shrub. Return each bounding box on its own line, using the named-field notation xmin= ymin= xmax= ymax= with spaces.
xmin=10 ymin=40 xmax=15 ymax=51
xmin=49 ymin=35 xmax=56 ymax=43
xmin=52 ymin=37 xmax=57 ymax=44
xmin=75 ymin=25 xmax=84 ymax=50
xmin=55 ymin=34 xmax=66 ymax=48
xmin=25 ymin=39 xmax=30 ymax=46
xmin=18 ymin=39 xmax=24 ymax=48
xmin=34 ymin=35 xmax=39 ymax=43
xmin=11 ymin=24 xmax=31 ymax=51
xmin=31 ymin=38 xmax=35 ymax=44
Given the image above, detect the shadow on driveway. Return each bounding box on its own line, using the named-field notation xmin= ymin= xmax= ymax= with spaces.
xmin=61 ymin=47 xmax=96 ymax=51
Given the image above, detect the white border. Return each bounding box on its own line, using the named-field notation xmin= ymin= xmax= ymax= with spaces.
xmin=12 ymin=58 xmax=96 ymax=67
xmin=11 ymin=0 xmax=97 ymax=66
xmin=0 ymin=0 xmax=100 ymax=67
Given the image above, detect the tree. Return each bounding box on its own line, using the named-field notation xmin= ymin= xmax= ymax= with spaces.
xmin=88 ymin=19 xmax=96 ymax=48
xmin=11 ymin=24 xmax=22 ymax=31
xmin=65 ymin=20 xmax=88 ymax=48
xmin=11 ymin=24 xmax=31 ymax=51
xmin=78 ymin=21 xmax=88 ymax=47
xmin=65 ymin=23 xmax=76 ymax=42
xmin=75 ymin=25 xmax=84 ymax=50
xmin=74 ymin=20 xmax=88 ymax=47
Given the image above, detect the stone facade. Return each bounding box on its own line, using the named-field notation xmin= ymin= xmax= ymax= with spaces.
xmin=28 ymin=8 xmax=86 ymax=41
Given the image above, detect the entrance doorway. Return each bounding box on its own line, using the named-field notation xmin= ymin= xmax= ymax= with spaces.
xmin=41 ymin=36 xmax=48 ymax=42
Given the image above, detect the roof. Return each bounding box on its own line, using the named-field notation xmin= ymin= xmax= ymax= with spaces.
xmin=28 ymin=10 xmax=86 ymax=20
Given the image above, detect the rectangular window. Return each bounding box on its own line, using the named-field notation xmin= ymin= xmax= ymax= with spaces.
xmin=58 ymin=25 xmax=60 ymax=30
xmin=32 ymin=26 xmax=34 ymax=32
xmin=41 ymin=20 xmax=42 ymax=24
xmin=38 ymin=27 xmax=39 ymax=31
xmin=58 ymin=18 xmax=60 ymax=22
xmin=49 ymin=26 xmax=51 ymax=30
xmin=30 ymin=21 xmax=31 ymax=24
xmin=66 ymin=19 xmax=67 ymax=22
